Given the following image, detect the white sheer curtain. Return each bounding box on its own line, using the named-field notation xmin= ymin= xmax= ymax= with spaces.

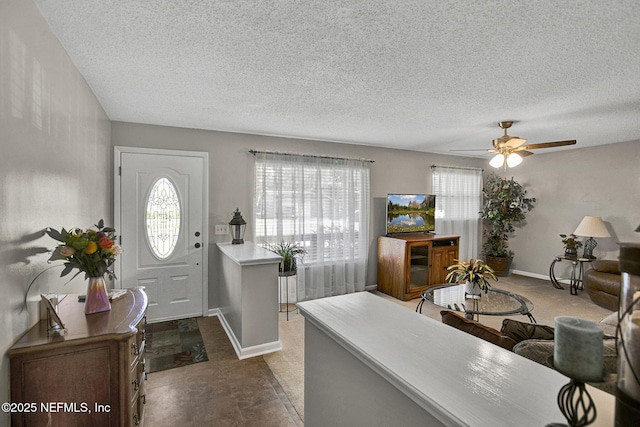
xmin=254 ymin=152 xmax=370 ymax=301
xmin=432 ymin=166 xmax=482 ymax=261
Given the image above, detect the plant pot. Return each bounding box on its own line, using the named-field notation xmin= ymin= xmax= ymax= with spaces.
xmin=564 ymin=247 xmax=578 ymax=257
xmin=465 ymin=281 xmax=482 ymax=297
xmin=279 ymin=258 xmax=297 ymax=277
xmin=486 ymin=256 xmax=512 ymax=277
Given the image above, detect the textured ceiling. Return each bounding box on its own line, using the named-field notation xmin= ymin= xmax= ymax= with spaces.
xmin=33 ymin=0 xmax=640 ymax=157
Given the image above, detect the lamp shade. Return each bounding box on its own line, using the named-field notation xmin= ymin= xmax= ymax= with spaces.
xmin=573 ymin=216 xmax=610 ymax=238
xmin=489 ymin=154 xmax=505 ymax=168
xmin=506 ymin=153 xmax=523 ymax=168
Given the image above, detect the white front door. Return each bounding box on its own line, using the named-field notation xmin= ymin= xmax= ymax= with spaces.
xmin=115 ymin=147 xmax=208 ymax=323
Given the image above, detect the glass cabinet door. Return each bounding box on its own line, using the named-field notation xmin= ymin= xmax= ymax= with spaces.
xmin=408 ymin=244 xmax=429 ymax=291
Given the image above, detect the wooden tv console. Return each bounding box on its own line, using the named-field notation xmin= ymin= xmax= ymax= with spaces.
xmin=377 ymin=234 xmax=459 ymax=301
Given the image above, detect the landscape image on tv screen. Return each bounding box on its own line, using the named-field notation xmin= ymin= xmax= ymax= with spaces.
xmin=386 ymin=194 xmax=436 ymax=234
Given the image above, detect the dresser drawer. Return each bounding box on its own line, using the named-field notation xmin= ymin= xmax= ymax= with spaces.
xmin=130 ymin=357 xmax=146 ymax=403
xmin=131 ymin=385 xmax=146 ymax=426
xmin=130 ymin=318 xmax=146 ymax=368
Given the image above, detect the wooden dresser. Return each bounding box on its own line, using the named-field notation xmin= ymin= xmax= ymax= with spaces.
xmin=378 ymin=234 xmax=459 ymax=301
xmin=9 ymin=287 xmax=148 ymax=427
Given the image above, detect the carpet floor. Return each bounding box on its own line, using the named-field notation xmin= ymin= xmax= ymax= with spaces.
xmin=146 ymin=317 xmax=209 ymax=373
xmin=265 ymin=273 xmax=616 ymax=423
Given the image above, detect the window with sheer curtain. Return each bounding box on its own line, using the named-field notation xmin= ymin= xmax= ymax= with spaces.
xmin=432 ymin=166 xmax=483 ymax=261
xmin=254 ymin=152 xmax=370 ymax=301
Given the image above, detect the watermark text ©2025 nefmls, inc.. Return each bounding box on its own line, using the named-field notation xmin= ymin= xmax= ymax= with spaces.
xmin=2 ymin=401 xmax=111 ymax=414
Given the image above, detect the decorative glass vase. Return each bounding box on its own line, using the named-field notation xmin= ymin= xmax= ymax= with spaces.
xmin=85 ymin=276 xmax=111 ymax=315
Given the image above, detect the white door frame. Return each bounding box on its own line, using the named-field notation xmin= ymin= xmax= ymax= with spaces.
xmin=114 ymin=146 xmax=209 ymax=318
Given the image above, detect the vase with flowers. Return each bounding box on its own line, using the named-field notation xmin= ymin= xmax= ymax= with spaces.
xmin=46 ymin=219 xmax=121 ymax=314
xmin=446 ymin=259 xmax=498 ymax=296
xmin=560 ymin=233 xmax=582 ymax=257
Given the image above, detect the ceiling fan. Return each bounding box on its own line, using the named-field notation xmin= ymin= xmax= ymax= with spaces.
xmin=469 ymin=121 xmax=577 ymax=169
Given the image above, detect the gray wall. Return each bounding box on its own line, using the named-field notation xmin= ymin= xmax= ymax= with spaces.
xmin=3 ymin=0 xmax=640 ymax=415
xmin=503 ymin=140 xmax=640 ymax=276
xmin=0 ymin=0 xmax=111 ymax=416
xmin=112 ymin=122 xmax=640 ymax=300
xmin=110 ymin=121 xmax=486 ymax=307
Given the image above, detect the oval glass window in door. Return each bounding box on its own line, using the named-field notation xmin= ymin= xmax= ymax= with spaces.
xmin=146 ymin=177 xmax=181 ymax=259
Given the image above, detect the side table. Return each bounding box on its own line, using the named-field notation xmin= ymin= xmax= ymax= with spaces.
xmin=279 ymin=270 xmax=297 ymax=321
xmin=549 ymin=255 xmax=592 ymax=295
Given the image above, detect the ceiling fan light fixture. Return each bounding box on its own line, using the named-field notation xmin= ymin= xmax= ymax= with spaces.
xmin=489 ymin=153 xmax=505 ymax=168
xmin=506 ymin=153 xmax=523 ymax=167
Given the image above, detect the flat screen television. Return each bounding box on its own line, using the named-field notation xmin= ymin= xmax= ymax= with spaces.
xmin=386 ymin=194 xmax=436 ymax=235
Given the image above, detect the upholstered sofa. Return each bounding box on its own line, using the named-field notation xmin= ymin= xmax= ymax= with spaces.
xmin=440 ymin=310 xmax=618 ymax=394
xmin=584 ymin=260 xmax=621 ymax=311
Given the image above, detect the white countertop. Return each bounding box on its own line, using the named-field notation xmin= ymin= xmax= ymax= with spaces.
xmin=217 ymin=241 xmax=282 ymax=266
xmin=298 ymin=292 xmax=614 ymax=427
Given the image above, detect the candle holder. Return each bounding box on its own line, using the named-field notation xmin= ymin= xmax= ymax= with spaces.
xmin=546 ymin=357 xmax=600 ymax=427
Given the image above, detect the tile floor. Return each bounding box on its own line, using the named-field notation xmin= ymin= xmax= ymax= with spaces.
xmin=144 ymin=316 xmax=303 ymax=427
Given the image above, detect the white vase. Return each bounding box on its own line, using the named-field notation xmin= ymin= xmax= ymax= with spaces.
xmin=465 ymin=281 xmax=482 ymax=297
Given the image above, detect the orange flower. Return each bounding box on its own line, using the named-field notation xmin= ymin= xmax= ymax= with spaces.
xmin=99 ymin=236 xmax=114 ymax=249
xmin=85 ymin=241 xmax=98 ymax=254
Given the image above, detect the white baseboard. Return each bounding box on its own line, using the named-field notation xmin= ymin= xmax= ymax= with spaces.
xmin=216 ymin=311 xmax=282 ymax=360
xmin=511 ymin=269 xmax=571 ymax=285
xmin=207 ymin=307 xmax=221 ymax=317
xmin=364 ymin=284 xmax=378 ymax=292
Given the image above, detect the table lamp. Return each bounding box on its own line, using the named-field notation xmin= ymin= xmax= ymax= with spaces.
xmin=573 ymin=216 xmax=610 ymax=259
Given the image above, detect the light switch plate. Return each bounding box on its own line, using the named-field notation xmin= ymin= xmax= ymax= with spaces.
xmin=214 ymin=224 xmax=227 ymax=235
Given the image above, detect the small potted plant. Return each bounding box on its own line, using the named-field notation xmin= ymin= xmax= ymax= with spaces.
xmin=560 ymin=233 xmax=582 ymax=257
xmin=265 ymin=241 xmax=307 ymax=276
xmin=446 ymin=259 xmax=498 ymax=296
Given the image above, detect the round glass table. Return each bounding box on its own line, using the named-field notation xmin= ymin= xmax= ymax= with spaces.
xmin=416 ymin=283 xmax=536 ymax=323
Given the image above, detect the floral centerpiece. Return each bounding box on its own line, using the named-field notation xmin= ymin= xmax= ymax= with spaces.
xmin=46 ymin=219 xmax=121 ymax=314
xmin=560 ymin=233 xmax=582 ymax=256
xmin=446 ymin=258 xmax=498 ymax=295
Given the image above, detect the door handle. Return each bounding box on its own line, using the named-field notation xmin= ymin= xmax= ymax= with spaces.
xmin=195 ymin=243 xmax=201 ymax=248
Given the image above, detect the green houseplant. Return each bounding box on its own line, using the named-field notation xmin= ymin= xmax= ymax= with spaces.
xmin=480 ymin=173 xmax=536 ymax=276
xmin=446 ymin=259 xmax=497 ymax=294
xmin=265 ymin=241 xmax=307 ymax=276
xmin=560 ymin=233 xmax=582 ymax=256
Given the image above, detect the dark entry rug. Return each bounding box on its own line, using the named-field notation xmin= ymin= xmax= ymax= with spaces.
xmin=145 ymin=317 xmax=209 ymax=373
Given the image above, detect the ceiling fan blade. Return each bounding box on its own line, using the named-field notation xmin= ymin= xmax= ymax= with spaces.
xmin=450 ymin=149 xmax=492 ymax=152
xmin=518 ymin=150 xmax=535 ymax=157
xmin=519 ymin=140 xmax=576 ymax=150
xmin=504 ymin=137 xmax=527 ymax=148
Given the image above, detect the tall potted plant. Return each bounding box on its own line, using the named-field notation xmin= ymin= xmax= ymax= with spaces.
xmin=480 ymin=173 xmax=536 ymax=276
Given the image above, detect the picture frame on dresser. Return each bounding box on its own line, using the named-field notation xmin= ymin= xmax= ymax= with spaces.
xmin=40 ymin=294 xmax=65 ymax=334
